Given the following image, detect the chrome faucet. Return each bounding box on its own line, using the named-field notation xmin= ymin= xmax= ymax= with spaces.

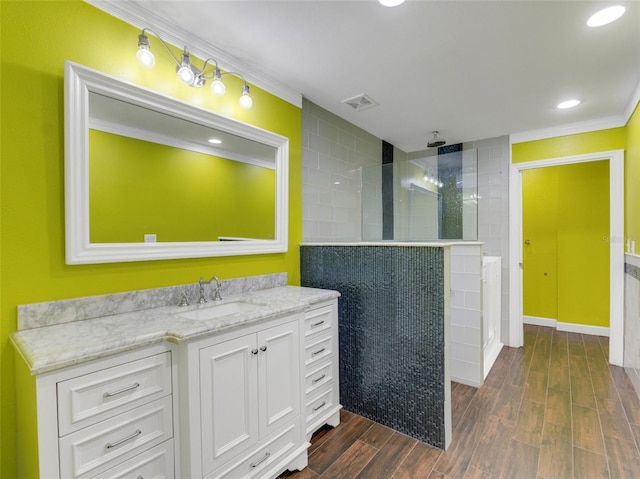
xmin=198 ymin=277 xmax=207 ymax=304
xmin=199 ymin=276 xmax=223 ymax=303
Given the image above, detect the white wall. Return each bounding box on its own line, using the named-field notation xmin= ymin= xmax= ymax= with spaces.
xmin=449 ymin=243 xmax=484 ymax=386
xmin=302 ymin=99 xmax=381 ymax=242
xmin=465 ymin=136 xmax=511 ymax=344
xmin=625 ymin=254 xmax=640 ymax=395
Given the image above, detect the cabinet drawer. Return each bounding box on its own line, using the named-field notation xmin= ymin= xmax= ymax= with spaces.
xmin=305 ymin=388 xmax=335 ymax=425
xmin=304 ymin=361 xmax=333 ymax=397
xmin=58 ymin=352 xmax=172 ymax=436
xmin=304 ymin=306 xmax=333 ymax=340
xmin=304 ymin=335 xmax=333 ymax=367
xmin=59 ymin=396 xmax=173 ymax=479
xmin=205 ymin=424 xmax=299 ymax=479
xmin=92 ymin=440 xmax=175 ymax=479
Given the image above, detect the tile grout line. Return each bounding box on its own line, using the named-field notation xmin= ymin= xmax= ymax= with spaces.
xmin=583 ymin=333 xmax=612 ymax=479
xmin=567 ymin=330 xmax=576 ymax=479
xmin=506 ymin=324 xmax=539 ymax=478
xmin=605 ymin=350 xmax=640 ymax=460
xmin=535 ymin=326 xmax=554 ymax=479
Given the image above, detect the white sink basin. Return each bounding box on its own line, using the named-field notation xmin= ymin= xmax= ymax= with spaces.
xmin=179 ymin=301 xmax=265 ymax=321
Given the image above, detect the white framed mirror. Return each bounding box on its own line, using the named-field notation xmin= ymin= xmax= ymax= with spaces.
xmin=64 ymin=61 xmax=289 ymax=264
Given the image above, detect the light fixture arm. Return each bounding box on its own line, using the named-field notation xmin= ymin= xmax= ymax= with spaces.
xmin=135 ymin=28 xmax=253 ymax=108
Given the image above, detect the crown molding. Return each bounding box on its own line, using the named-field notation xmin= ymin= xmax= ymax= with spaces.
xmin=510 ymin=115 xmax=626 ymax=144
xmin=85 ymin=0 xmax=302 ymax=108
xmin=624 ymin=78 xmax=640 ymax=124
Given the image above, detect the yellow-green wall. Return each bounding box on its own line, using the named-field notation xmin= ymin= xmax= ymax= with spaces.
xmin=523 ymin=162 xmax=610 ymax=327
xmin=512 ymin=128 xmax=626 ymax=163
xmin=522 ymin=167 xmax=559 ymax=320
xmin=0 ymin=2 xmax=302 ymax=477
xmin=626 ymin=102 xmax=640 ymax=242
xmin=513 ymin=127 xmax=625 ymax=330
xmin=89 ymin=131 xmax=276 ymax=242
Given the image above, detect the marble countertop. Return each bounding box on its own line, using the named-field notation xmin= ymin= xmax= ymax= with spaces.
xmin=11 ymin=286 xmax=339 ymax=375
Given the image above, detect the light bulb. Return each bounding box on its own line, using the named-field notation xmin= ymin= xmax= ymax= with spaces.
xmin=177 ymin=49 xmax=195 ymax=85
xmin=136 ymin=47 xmax=155 ymax=68
xmin=136 ymin=33 xmax=155 ymax=68
xmin=178 ymin=66 xmax=195 ymax=84
xmin=239 ymin=84 xmax=253 ymax=109
xmin=211 ymin=69 xmax=226 ymax=95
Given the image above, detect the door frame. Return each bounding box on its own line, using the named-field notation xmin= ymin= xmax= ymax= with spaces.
xmin=508 ymin=149 xmax=624 ymax=365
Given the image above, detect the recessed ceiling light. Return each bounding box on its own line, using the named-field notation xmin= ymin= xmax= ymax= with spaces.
xmin=557 ymin=99 xmax=581 ymax=109
xmin=379 ymin=0 xmax=406 ymax=7
xmin=208 ymin=138 xmax=222 ymax=144
xmin=587 ymin=5 xmax=626 ymax=27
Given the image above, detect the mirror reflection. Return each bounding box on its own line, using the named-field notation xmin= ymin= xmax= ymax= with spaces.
xmin=88 ymin=93 xmax=276 ymax=243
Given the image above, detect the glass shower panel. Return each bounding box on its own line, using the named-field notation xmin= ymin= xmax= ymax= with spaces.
xmin=360 ymin=149 xmax=478 ymax=241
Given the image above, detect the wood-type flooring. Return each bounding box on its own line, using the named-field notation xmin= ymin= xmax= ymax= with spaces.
xmin=280 ymin=324 xmax=640 ymax=478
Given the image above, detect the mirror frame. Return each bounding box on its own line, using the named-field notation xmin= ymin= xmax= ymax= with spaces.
xmin=64 ymin=61 xmax=289 ymax=264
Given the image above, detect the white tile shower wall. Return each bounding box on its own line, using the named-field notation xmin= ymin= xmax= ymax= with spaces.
xmin=625 ymin=254 xmax=640 ymax=397
xmin=302 ymin=99 xmax=382 ymax=242
xmin=462 ymin=150 xmax=478 ymax=240
xmin=464 ymin=136 xmax=510 ymax=345
xmin=450 ymin=243 xmax=484 ymax=386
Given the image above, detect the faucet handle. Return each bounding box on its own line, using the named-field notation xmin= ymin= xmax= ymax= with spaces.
xmin=211 ymin=276 xmax=222 ymax=301
xmin=198 ymin=277 xmax=207 ymax=304
xmin=178 ymin=292 xmax=189 ymax=307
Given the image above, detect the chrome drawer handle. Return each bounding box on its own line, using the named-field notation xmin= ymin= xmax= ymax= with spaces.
xmin=137 ymin=476 xmax=143 ymax=479
xmin=260 ymin=345 xmax=267 ymax=352
xmin=313 ymin=401 xmax=326 ymax=412
xmin=312 ymin=374 xmax=326 ymax=384
xmin=312 ymin=348 xmax=326 ymax=356
xmin=251 ymin=348 xmax=259 ymax=355
xmin=250 ymin=452 xmax=271 ymax=468
xmin=104 ymin=382 xmax=140 ymax=398
xmin=312 ymin=320 xmax=325 ymax=327
xmin=105 ymin=429 xmax=142 ymax=449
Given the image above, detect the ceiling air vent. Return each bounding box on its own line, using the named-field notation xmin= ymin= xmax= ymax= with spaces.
xmin=341 ymin=94 xmax=379 ymax=111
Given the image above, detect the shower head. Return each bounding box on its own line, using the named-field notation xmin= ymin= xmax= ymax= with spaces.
xmin=427 ymin=131 xmax=446 ymax=148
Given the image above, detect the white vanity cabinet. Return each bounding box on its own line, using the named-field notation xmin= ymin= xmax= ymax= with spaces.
xmin=27 ymin=344 xmax=177 ymax=479
xmin=15 ymin=293 xmax=342 ymax=479
xmin=302 ymin=300 xmax=342 ymax=439
xmin=180 ymin=313 xmax=309 ymax=479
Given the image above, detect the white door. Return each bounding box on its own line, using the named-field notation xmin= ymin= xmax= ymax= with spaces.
xmin=199 ymin=334 xmax=259 ymax=476
xmin=257 ymin=321 xmax=300 ymax=439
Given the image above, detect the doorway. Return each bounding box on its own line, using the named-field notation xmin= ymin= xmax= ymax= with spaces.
xmin=508 ymin=149 xmax=624 ymax=365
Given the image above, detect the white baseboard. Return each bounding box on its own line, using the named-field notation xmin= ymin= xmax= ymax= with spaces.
xmin=451 ymin=376 xmax=483 ymax=388
xmin=523 ymin=316 xmax=610 ymax=337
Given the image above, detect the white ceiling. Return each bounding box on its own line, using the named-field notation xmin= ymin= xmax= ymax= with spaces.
xmin=104 ymin=0 xmax=640 ymax=152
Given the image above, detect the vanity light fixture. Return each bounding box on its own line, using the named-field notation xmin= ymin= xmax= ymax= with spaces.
xmin=557 ymin=99 xmax=581 ymax=109
xmin=136 ymin=28 xmax=253 ymax=109
xmin=587 ymin=5 xmax=626 ymax=27
xmin=423 ymin=170 xmax=443 ymax=188
xmin=208 ymin=138 xmax=222 ymax=144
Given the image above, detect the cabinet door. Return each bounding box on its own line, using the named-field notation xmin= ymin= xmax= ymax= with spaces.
xmin=200 ymin=334 xmax=259 ymax=476
xmin=257 ymin=321 xmax=300 ymax=438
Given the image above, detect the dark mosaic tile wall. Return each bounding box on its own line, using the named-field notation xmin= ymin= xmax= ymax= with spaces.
xmin=438 ymin=144 xmax=463 ymax=240
xmin=626 ymin=261 xmax=640 ymax=281
xmin=300 ymin=245 xmax=447 ymax=448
